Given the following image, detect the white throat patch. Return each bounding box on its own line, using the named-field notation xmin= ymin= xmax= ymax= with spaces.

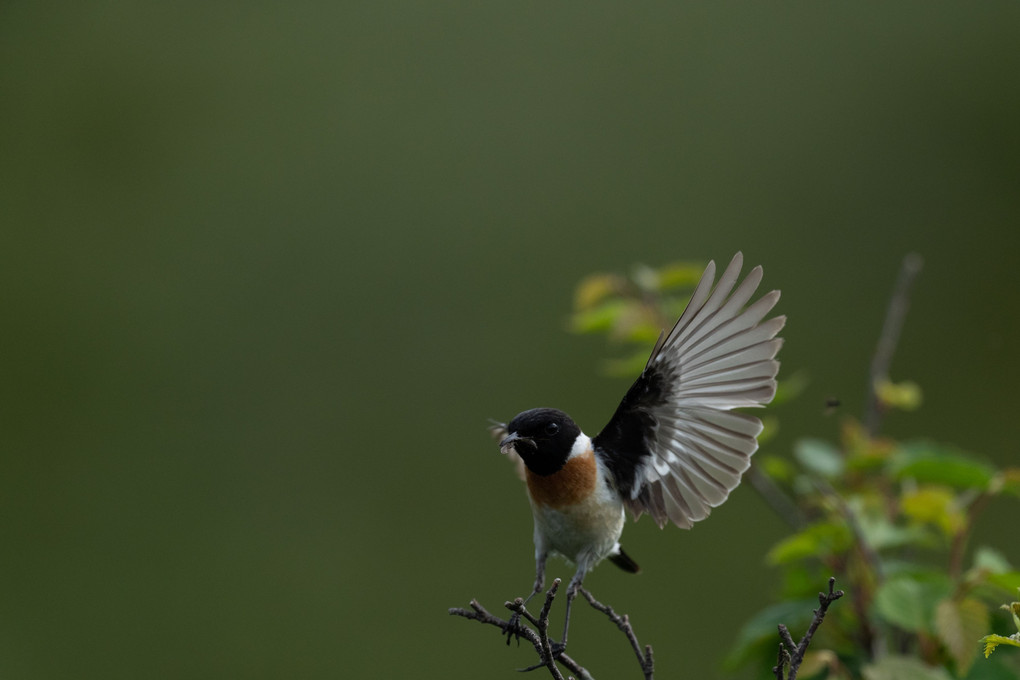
xmin=568 ymin=432 xmax=593 ymax=460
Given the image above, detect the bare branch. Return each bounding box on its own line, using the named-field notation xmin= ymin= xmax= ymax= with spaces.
xmin=515 ymin=580 xmax=567 ymax=679
xmin=778 ymin=623 xmax=797 ymax=653
xmin=579 ymin=588 xmax=654 ymax=680
xmin=864 ymin=253 xmax=923 ymax=436
xmin=813 ymin=478 xmax=883 ymax=583
xmin=774 ymin=577 xmax=845 ymax=680
xmin=450 ymin=581 xmax=653 ymax=679
xmin=747 ymin=464 xmax=807 ymax=530
xmin=949 ymin=489 xmax=994 ymax=582
xmin=773 ymin=642 xmax=791 ymax=680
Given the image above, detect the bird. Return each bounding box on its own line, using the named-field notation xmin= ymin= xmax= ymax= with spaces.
xmin=493 ymin=252 xmax=785 ymax=655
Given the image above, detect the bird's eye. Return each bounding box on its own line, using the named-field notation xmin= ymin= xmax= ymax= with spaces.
xmin=544 ymin=422 xmax=560 ymax=436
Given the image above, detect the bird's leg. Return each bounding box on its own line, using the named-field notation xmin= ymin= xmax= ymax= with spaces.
xmin=504 ymin=553 xmax=547 ymax=644
xmin=524 ymin=553 xmax=547 ymax=606
xmin=550 ymin=567 xmax=585 ymax=657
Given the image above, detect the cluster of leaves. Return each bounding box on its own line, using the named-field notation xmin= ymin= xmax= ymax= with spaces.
xmin=735 ymin=420 xmax=1020 ymax=680
xmin=981 ymin=590 xmax=1020 ymax=659
xmin=571 ymin=260 xmax=1020 ymax=680
xmin=570 ymin=260 xmax=806 ymax=423
xmin=570 ymin=261 xmax=708 ymax=377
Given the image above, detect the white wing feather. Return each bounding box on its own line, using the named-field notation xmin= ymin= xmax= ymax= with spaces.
xmin=602 ymin=252 xmax=785 ymax=529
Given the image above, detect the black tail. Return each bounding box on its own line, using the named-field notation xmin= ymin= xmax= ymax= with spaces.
xmin=608 ymin=547 xmax=641 ymax=574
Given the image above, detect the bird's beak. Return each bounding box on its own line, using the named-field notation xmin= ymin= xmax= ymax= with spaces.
xmin=499 ymin=432 xmax=523 ymax=455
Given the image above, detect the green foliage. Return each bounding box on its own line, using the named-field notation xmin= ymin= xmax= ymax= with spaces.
xmin=980 ymin=591 xmax=1020 ymax=659
xmin=873 ymin=575 xmax=953 ymax=635
xmin=724 ymin=598 xmax=819 ymax=670
xmin=734 ymin=415 xmax=1020 ymax=679
xmin=862 ymin=655 xmax=954 ymax=680
xmin=570 ymin=260 xmax=1020 ymax=679
xmin=571 ymin=261 xmax=771 ymax=377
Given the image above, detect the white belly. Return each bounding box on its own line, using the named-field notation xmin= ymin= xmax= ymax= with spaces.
xmin=531 ymin=482 xmax=625 ymax=570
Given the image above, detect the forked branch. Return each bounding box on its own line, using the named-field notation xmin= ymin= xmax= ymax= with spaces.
xmin=449 ymin=579 xmax=653 ymax=680
xmin=773 ymin=577 xmax=845 ymax=680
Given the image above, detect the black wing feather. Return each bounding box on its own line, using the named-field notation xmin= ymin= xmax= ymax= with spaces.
xmin=593 ymin=362 xmax=667 ymax=500
xmin=593 ymin=253 xmax=784 ymax=529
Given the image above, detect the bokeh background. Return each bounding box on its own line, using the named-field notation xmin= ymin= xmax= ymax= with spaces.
xmin=2 ymin=2 xmax=1019 ymax=678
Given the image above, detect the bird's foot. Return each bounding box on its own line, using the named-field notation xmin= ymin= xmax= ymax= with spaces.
xmin=502 ymin=611 xmax=527 ymax=646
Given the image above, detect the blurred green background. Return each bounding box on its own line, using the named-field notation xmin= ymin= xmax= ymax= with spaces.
xmin=2 ymin=2 xmax=1018 ymax=678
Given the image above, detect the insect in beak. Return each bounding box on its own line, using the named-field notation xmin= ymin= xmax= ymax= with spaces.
xmin=499 ymin=432 xmax=524 ymax=455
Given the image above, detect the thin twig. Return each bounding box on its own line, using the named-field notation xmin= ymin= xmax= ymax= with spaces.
xmin=813 ymin=478 xmax=882 ymax=582
xmin=778 ymin=624 xmax=797 ymax=653
xmin=747 ymin=464 xmax=807 ymax=530
xmin=517 ymin=580 xmax=566 ymax=678
xmin=450 ymin=599 xmax=543 ymax=658
xmin=579 ymin=588 xmax=655 ymax=680
xmin=775 ymin=577 xmax=845 ymax=680
xmin=949 ymin=490 xmax=993 ymax=582
xmin=863 ymin=253 xmax=923 ymax=437
xmin=450 ymin=581 xmax=593 ymax=680
xmin=773 ymin=642 xmax=791 ymax=680
xmin=450 ymin=581 xmax=653 ymax=680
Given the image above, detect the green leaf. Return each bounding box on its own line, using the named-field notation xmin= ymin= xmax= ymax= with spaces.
xmin=963 ymin=651 xmax=1020 ymax=680
xmin=971 ymin=573 xmax=1020 ymax=602
xmin=991 ymin=574 xmax=1020 ymax=595
xmin=981 ymin=634 xmax=1020 ymax=658
xmin=881 ymin=560 xmax=946 ymax=580
xmin=573 ymin=273 xmax=622 ymax=310
xmin=724 ymin=598 xmax=818 ymax=670
xmin=780 ymin=564 xmax=823 ymax=600
xmin=889 ymin=443 xmax=996 ymax=490
xmin=661 ymin=296 xmax=692 ymax=323
xmin=794 ymin=438 xmax=844 ymax=478
xmin=766 ymin=521 xmax=853 ymax=565
xmin=857 ymin=511 xmax=937 ymax=551
xmin=1001 ymin=468 xmax=1020 ymax=498
xmin=772 ymin=370 xmax=808 ymax=406
xmin=798 ymin=649 xmax=839 ymax=679
xmin=936 ymin=597 xmax=989 ymax=676
xmin=967 ymin=550 xmax=1020 ymax=596
xmin=974 ymin=547 xmax=1014 ymax=574
xmin=875 ymin=377 xmax=923 ymax=411
xmin=901 ymin=485 xmax=966 ymax=537
xmin=1007 ymin=597 xmax=1020 ymax=632
xmin=570 ymin=299 xmax=630 ymax=334
xmin=656 ymin=262 xmax=704 ymax=290
xmin=758 ymin=415 xmax=779 ymax=446
xmin=759 ymin=455 xmax=795 ymax=484
xmin=601 ymin=349 xmax=654 ymax=378
xmin=862 ymin=655 xmax=954 ymax=680
xmin=874 ymin=575 xmax=953 ymax=633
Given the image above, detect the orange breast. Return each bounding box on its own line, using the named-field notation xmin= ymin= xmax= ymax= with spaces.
xmin=526 ymin=449 xmax=597 ymax=508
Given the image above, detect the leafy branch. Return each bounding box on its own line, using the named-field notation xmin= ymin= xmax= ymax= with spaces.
xmin=724 ymin=254 xmax=1020 ymax=679
xmin=981 ymin=590 xmax=1020 ymax=659
xmin=454 ymin=253 xmax=1020 ymax=678
xmin=565 ymin=253 xmax=1020 ymax=678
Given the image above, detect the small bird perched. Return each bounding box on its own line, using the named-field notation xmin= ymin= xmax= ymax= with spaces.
xmin=494 ymin=252 xmax=785 ymax=655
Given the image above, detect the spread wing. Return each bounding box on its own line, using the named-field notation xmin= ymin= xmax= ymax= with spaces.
xmin=592 ymin=252 xmax=785 ymax=529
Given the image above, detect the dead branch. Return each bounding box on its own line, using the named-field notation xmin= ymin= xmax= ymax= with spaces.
xmin=773 ymin=577 xmax=845 ymax=680
xmin=579 ymin=588 xmax=654 ymax=680
xmin=863 ymin=253 xmax=923 ymax=436
xmin=449 ymin=578 xmax=653 ymax=679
